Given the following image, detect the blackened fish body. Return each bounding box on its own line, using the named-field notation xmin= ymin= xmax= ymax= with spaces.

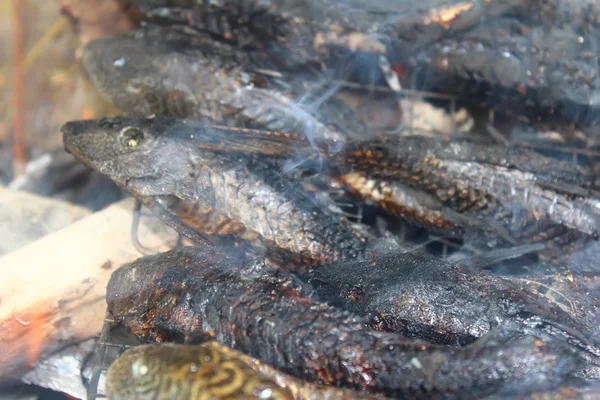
xmin=107 ymin=246 xmax=583 ymax=399
xmin=308 ymin=250 xmax=600 ymax=371
xmin=62 ymin=116 xmax=365 ymax=267
xmin=82 ymin=25 xmax=370 ymax=142
xmin=61 ymin=114 xmax=600 ymax=263
xmin=334 ymin=135 xmax=600 ymax=261
xmin=127 ymin=0 xmax=600 ymax=122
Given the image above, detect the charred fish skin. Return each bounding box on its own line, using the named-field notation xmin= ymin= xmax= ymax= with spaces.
xmin=105 ymin=342 xmax=383 ymax=400
xmin=128 ymin=0 xmax=600 ymax=119
xmin=60 ymin=114 xmax=598 ymax=261
xmin=107 ymin=246 xmax=584 ymax=399
xmin=61 ymin=117 xmax=365 ymax=266
xmin=338 ymin=135 xmax=597 ymax=201
xmin=334 ymin=136 xmax=600 ymax=255
xmin=126 ymin=0 xmax=574 ymax=63
xmin=307 ymin=251 xmax=600 ymax=360
xmin=126 ymin=0 xmax=401 ymax=78
xmin=514 ymin=270 xmax=600 ymax=342
xmin=339 ymin=171 xmax=592 ymax=262
xmin=82 ymin=25 xmax=371 ymax=142
xmin=340 ymin=172 xmax=470 ymax=240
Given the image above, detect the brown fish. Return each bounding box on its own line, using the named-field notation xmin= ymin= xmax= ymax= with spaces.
xmin=105 ymin=342 xmax=383 ymax=400
xmin=62 ymin=116 xmax=365 ymax=268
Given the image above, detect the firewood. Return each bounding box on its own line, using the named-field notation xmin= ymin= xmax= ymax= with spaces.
xmin=0 ymin=197 xmax=177 ymax=377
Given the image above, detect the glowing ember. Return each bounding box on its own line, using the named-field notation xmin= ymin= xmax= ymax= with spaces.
xmin=27 ymin=311 xmax=48 ymax=367
xmin=423 ymin=3 xmax=474 ymax=29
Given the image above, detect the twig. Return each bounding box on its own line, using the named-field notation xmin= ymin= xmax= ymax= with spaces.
xmin=12 ymin=0 xmax=27 ymax=176
xmin=0 ymin=16 xmax=69 ymax=87
xmin=518 ymin=278 xmax=576 ymax=315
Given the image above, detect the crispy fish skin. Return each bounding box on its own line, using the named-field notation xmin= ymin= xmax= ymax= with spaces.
xmin=308 ymin=251 xmax=600 ymax=361
xmin=128 ymin=0 xmax=600 ymax=119
xmin=107 ymin=246 xmax=584 ymax=399
xmin=105 ymin=342 xmax=382 ymax=400
xmin=333 ymin=136 xmax=600 ymax=257
xmin=340 ymin=172 xmax=467 ymax=239
xmin=82 ymin=25 xmax=371 ymax=141
xmin=62 ymin=117 xmax=365 ymax=266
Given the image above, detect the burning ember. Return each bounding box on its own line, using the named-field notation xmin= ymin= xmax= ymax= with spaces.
xmin=422 ymin=2 xmax=473 ymax=29
xmin=2 ymin=0 xmax=600 ymax=399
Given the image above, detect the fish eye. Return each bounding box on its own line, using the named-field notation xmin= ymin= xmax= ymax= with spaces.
xmin=119 ymin=127 xmax=144 ymax=148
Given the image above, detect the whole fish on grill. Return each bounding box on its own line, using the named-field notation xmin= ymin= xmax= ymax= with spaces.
xmin=62 ymin=116 xmax=365 ymax=268
xmin=122 ymin=0 xmax=404 ymax=88
xmin=82 ymin=24 xmax=371 ymax=142
xmin=81 ymin=18 xmax=600 ymax=261
xmin=107 ymin=245 xmax=584 ymax=399
xmin=331 ymin=135 xmax=600 ymax=263
xmin=105 ymin=342 xmax=383 ymax=400
xmin=124 ymin=0 xmax=600 ymax=124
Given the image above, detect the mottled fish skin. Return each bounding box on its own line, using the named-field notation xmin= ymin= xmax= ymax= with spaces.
xmin=82 ymin=25 xmax=371 ymax=142
xmin=105 ymin=342 xmax=382 ymax=400
xmin=107 ymin=246 xmax=584 ymax=399
xmin=62 ymin=117 xmax=365 ymax=268
xmin=332 ymin=136 xmax=600 ymax=261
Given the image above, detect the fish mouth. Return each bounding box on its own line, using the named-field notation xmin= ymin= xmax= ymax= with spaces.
xmin=61 ymin=121 xmax=82 ymax=157
xmin=61 ymin=121 xmax=106 ymax=173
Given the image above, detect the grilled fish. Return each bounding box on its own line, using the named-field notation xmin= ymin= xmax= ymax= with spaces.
xmin=62 ymin=116 xmax=365 ymax=268
xmin=62 ymin=113 xmax=600 ymax=263
xmin=332 ymin=135 xmax=600 ymax=261
xmin=308 ymin=250 xmax=600 ymax=375
xmin=105 ymin=342 xmax=383 ymax=400
xmin=82 ymin=25 xmax=371 ymax=142
xmin=107 ymin=246 xmax=584 ymax=399
xmin=126 ymin=0 xmax=600 ymax=122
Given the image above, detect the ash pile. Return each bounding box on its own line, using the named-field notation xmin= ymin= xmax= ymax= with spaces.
xmin=3 ymin=1 xmax=600 ymax=399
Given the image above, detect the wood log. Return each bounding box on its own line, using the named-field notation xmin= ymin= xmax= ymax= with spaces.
xmin=0 ymin=197 xmax=178 ymax=377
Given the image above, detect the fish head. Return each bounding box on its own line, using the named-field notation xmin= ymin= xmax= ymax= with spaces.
xmin=62 ymin=116 xmax=194 ymax=191
xmin=83 ymin=34 xmax=164 ymax=116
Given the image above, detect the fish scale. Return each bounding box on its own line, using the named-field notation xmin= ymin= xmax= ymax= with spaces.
xmin=61 ymin=116 xmax=366 ymax=269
